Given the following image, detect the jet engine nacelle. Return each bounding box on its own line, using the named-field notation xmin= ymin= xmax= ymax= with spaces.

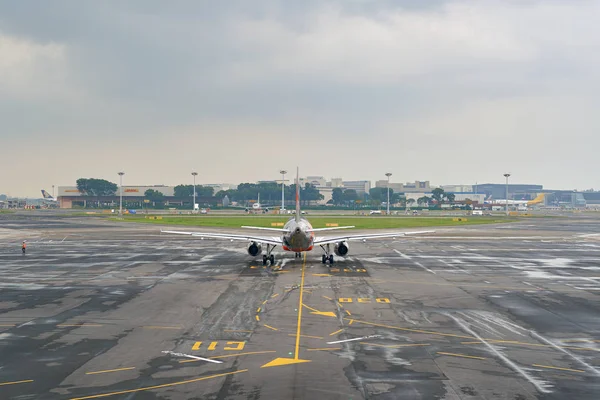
xmin=334 ymin=241 xmax=349 ymax=256
xmin=247 ymin=242 xmax=262 ymax=256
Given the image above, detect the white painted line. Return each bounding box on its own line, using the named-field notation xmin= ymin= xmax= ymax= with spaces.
xmin=161 ymin=350 xmax=222 ymax=364
xmin=327 ymin=335 xmax=381 ymax=345
xmin=450 ymin=316 xmax=551 ymax=394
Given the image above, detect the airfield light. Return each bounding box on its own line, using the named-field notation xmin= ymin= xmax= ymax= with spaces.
xmin=280 ymin=170 xmax=287 ymax=211
xmin=504 ymin=173 xmax=511 ymax=216
xmin=192 ymin=172 xmax=198 ymax=212
xmin=385 ymin=173 xmax=392 ymax=215
xmin=118 ymin=172 xmax=125 ymax=216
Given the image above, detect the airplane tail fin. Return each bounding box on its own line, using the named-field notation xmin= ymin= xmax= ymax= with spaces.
xmin=295 ymin=167 xmax=301 ymax=222
xmin=41 ymin=190 xmax=54 ymax=199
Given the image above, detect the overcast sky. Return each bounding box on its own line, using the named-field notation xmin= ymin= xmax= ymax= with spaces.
xmin=1 ymin=0 xmax=599 ymax=197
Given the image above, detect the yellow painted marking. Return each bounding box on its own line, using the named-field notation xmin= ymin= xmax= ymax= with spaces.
xmin=330 ymin=268 xmax=340 ymax=272
xmin=561 ymin=339 xmax=600 ymax=343
xmin=261 ymin=253 xmax=311 ymax=368
xmin=339 ymin=298 xmax=353 ymax=303
xmin=322 ymin=295 xmax=333 ymax=301
xmin=360 ymin=342 xmax=430 ymax=348
xmin=335 ymin=302 xmax=344 ymax=308
xmin=345 ymin=310 xmax=352 ymax=316
xmin=302 ymin=303 xmax=320 ymax=313
xmin=0 ymin=379 xmax=33 ymax=386
xmin=264 ymin=324 xmax=279 ymax=331
xmin=288 ymin=334 xmax=324 ymax=340
xmin=312 ymin=273 xmax=332 ymax=277
xmin=347 ymin=319 xmax=473 ymax=339
xmin=358 ymin=298 xmax=371 ymax=303
xmin=207 ymin=341 xmax=218 ymax=351
xmin=70 ymin=370 xmax=247 ymax=399
xmin=307 ymin=347 xmax=341 ymax=351
xmin=310 ymin=311 xmax=337 ymax=317
xmin=179 ymin=351 xmax=276 ymax=363
xmin=86 ymin=367 xmax=136 ymax=375
xmin=329 ymin=329 xmax=344 ymax=336
xmin=255 ymin=315 xmax=260 ymax=322
xmin=438 ymin=352 xmax=486 ymax=360
xmin=57 ymin=324 xmax=103 ymax=327
xmin=532 ymin=364 xmax=585 ymax=373
xmin=262 ymin=300 xmax=268 ymax=305
xmin=224 ymin=329 xmax=252 ymax=333
xmin=271 ymin=293 xmax=279 ymax=298
xmin=376 ymin=298 xmax=391 ymax=303
xmin=348 ymin=319 xmax=354 ymax=325
xmin=142 ymin=326 xmax=181 ymax=330
xmin=0 ymin=324 xmax=15 ymax=327
xmin=224 ymin=341 xmax=245 ymax=351
xmin=256 ymin=307 xmax=261 ymax=313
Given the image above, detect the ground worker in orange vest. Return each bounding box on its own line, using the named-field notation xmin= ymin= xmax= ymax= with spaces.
xmin=22 ymin=241 xmax=26 ymax=254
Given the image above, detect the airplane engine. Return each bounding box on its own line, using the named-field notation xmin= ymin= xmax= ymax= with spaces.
xmin=334 ymin=241 xmax=349 ymax=256
xmin=247 ymin=242 xmax=262 ymax=256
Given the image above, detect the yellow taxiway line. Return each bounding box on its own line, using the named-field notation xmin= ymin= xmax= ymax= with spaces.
xmin=438 ymin=352 xmax=486 ymax=360
xmin=70 ymin=370 xmax=247 ymax=399
xmin=329 ymin=329 xmax=344 ymax=336
xmin=263 ymin=324 xmax=278 ymax=331
xmin=532 ymin=364 xmax=585 ymax=373
xmin=86 ymin=367 xmax=135 ymax=375
xmin=0 ymin=379 xmax=33 ymax=386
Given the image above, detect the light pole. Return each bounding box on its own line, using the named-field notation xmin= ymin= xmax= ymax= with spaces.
xmin=504 ymin=173 xmax=511 ymax=216
xmin=118 ymin=172 xmax=124 ymax=216
xmin=52 ymin=185 xmax=55 ymax=198
xmin=192 ymin=172 xmax=198 ymax=211
xmin=280 ymin=170 xmax=287 ymax=211
xmin=385 ymin=172 xmax=392 ymax=215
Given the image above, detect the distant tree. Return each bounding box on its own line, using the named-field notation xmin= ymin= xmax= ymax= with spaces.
xmin=406 ymin=198 xmax=416 ymax=207
xmin=445 ymin=193 xmax=456 ymax=203
xmin=76 ymin=178 xmax=118 ymax=208
xmin=431 ymin=188 xmax=445 ymax=205
xmin=174 ymin=185 xmax=214 ymax=199
xmin=417 ymin=196 xmax=431 ymax=206
xmin=343 ymin=189 xmax=358 ymax=203
xmin=332 ymin=188 xmax=344 ymax=205
xmin=144 ymin=189 xmax=165 ymax=207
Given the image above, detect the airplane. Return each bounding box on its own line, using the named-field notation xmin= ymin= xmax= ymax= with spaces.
xmin=41 ymin=190 xmax=57 ymax=203
xmin=162 ymin=169 xmax=433 ymax=266
xmin=245 ymin=193 xmax=269 ymax=214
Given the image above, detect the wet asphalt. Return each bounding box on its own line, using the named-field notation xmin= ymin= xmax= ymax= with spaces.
xmin=1 ymin=212 xmax=600 ymax=399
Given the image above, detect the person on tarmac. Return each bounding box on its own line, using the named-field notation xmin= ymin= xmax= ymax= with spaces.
xmin=22 ymin=241 xmax=26 ymax=254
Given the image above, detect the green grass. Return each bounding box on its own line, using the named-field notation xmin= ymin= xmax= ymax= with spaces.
xmin=113 ymin=215 xmax=512 ymax=229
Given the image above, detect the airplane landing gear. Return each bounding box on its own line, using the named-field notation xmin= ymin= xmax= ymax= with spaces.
xmin=262 ymin=244 xmax=277 ymax=266
xmin=295 ymin=252 xmax=301 ymax=258
xmin=320 ymin=244 xmax=334 ymax=265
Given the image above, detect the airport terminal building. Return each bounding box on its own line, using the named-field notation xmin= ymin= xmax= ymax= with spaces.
xmin=57 ymin=186 xmax=176 ymax=209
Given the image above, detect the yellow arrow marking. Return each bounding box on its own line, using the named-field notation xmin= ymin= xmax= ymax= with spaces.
xmin=262 ymin=253 xmax=311 ymax=368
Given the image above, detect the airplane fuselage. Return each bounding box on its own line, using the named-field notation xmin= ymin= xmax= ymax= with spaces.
xmin=282 ymin=218 xmax=314 ymax=252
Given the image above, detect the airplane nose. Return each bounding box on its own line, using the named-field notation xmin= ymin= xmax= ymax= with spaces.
xmin=295 ymin=227 xmax=301 ymax=233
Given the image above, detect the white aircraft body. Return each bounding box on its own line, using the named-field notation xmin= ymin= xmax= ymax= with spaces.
xmin=41 ymin=190 xmax=57 ymax=203
xmin=162 ymin=169 xmax=432 ymax=265
xmin=245 ymin=193 xmax=269 ymax=213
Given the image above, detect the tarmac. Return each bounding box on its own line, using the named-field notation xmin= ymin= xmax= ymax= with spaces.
xmin=1 ymin=211 xmax=600 ymax=399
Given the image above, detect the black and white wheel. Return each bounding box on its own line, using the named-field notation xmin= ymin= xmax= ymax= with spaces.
xmin=322 ymin=255 xmax=327 ymax=264
xmin=329 ymin=255 xmax=334 ymax=264
xmin=270 ymin=255 xmax=275 ymax=264
xmin=262 ymin=255 xmax=267 ymax=265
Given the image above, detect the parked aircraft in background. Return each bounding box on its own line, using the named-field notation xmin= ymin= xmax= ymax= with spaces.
xmin=163 ymin=169 xmax=433 ymax=265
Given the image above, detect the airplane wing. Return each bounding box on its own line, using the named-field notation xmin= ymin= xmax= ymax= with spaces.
xmin=314 ymin=230 xmax=435 ymax=246
xmin=161 ymin=230 xmax=282 ymax=246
